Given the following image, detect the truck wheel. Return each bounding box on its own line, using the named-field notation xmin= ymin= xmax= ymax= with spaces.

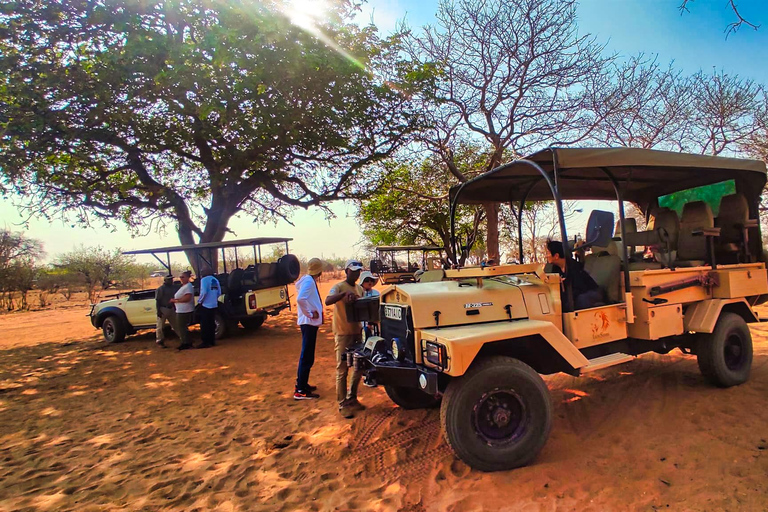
xmin=241 ymin=314 xmax=266 ymax=331
xmin=214 ymin=312 xmax=228 ymax=340
xmin=440 ymin=356 xmax=552 ymax=472
xmin=696 ymin=312 xmax=752 ymax=388
xmin=384 ymin=385 xmax=441 ymax=410
xmin=102 ymin=316 xmax=126 ymax=343
xmin=277 ymin=254 xmax=301 ymax=284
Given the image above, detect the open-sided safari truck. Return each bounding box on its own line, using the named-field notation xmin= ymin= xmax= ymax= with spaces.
xmin=350 ymin=147 xmax=768 ymax=472
xmin=370 ymin=245 xmax=445 ymax=284
xmin=89 ymin=238 xmax=300 ymax=343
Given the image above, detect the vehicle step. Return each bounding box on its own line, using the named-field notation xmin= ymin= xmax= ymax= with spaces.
xmin=581 ymin=353 xmax=634 ymax=373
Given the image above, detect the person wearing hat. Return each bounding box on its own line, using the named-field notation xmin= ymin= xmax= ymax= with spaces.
xmin=154 ymin=275 xmax=178 ymax=348
xmin=293 ymin=258 xmax=325 ymax=400
xmin=325 ymin=259 xmax=365 ymax=418
xmin=170 ymin=270 xmax=195 ymax=350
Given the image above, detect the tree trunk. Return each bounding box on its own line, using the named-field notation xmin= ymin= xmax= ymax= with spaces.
xmin=484 ymin=202 xmax=500 ymax=263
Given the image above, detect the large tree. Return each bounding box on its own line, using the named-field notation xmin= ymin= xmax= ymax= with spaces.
xmin=358 ymin=144 xmax=487 ymax=265
xmin=0 ymin=0 xmax=421 ymax=258
xmin=404 ymin=0 xmax=612 ymax=262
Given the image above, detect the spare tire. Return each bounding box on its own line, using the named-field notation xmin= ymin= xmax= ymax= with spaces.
xmin=277 ymin=254 xmax=301 ymax=284
xmin=228 ymin=268 xmax=245 ymax=294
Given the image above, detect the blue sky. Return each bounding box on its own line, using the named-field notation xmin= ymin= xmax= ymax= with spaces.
xmin=4 ymin=0 xmax=767 ymax=264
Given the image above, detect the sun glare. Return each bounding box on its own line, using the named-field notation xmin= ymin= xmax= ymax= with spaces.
xmin=286 ymin=0 xmax=330 ymax=32
xmin=283 ymin=0 xmax=365 ymax=71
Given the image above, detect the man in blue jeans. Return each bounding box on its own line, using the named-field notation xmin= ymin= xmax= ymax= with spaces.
xmin=197 ymin=267 xmax=221 ymax=349
xmin=294 ymin=258 xmax=324 ymax=400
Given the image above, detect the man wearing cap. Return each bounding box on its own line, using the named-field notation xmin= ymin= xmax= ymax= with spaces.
xmin=325 ymin=260 xmax=365 ymax=418
xmin=155 ymin=275 xmax=177 ymax=348
xmin=294 ymin=258 xmax=324 ymax=400
xmin=170 ymin=270 xmax=195 ymax=350
xmin=197 ymin=267 xmax=221 ymax=349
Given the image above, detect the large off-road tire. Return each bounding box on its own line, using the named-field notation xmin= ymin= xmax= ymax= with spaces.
xmin=385 ymin=385 xmax=441 ymax=410
xmin=696 ymin=312 xmax=753 ymax=388
xmin=102 ymin=315 xmax=126 ymax=343
xmin=214 ymin=311 xmax=229 ymax=340
xmin=440 ymin=356 xmax=552 ymax=472
xmin=277 ymin=254 xmax=301 ymax=284
xmin=241 ymin=314 xmax=266 ymax=331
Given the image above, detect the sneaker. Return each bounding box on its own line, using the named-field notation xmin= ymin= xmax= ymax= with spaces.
xmin=177 ymin=344 xmax=193 ymax=351
xmin=339 ymin=405 xmax=355 ymax=419
xmin=363 ymin=376 xmax=377 ymax=388
xmin=156 ymin=341 xmax=167 ymax=348
xmin=294 ymin=390 xmax=320 ymax=400
xmin=345 ymin=398 xmax=366 ymax=412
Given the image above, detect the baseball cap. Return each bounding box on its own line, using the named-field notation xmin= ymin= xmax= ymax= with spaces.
xmin=345 ymin=259 xmax=363 ymax=271
xmin=359 ymin=271 xmax=377 ymax=283
xmin=307 ymin=258 xmax=323 ymax=276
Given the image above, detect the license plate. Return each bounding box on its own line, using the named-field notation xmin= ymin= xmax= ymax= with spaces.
xmin=383 ymin=305 xmax=403 ymax=321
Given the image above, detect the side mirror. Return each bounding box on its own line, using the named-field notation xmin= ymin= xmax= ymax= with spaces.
xmin=584 ymin=210 xmax=615 ymax=249
xmin=370 ymin=259 xmax=380 ymax=274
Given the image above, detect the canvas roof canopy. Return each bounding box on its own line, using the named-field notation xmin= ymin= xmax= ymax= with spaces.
xmin=451 ymin=147 xmax=767 ymax=208
xmin=376 ymin=245 xmax=443 ymax=252
xmin=123 ymin=237 xmax=292 ymax=255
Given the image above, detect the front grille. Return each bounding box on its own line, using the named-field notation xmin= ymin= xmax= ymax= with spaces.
xmin=379 ymin=304 xmax=415 ymax=362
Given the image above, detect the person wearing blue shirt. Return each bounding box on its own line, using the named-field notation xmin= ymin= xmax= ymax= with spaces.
xmin=197 ymin=268 xmax=221 ymax=349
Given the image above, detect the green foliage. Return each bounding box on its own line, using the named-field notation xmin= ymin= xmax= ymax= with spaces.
xmin=358 ymin=146 xmax=487 ymax=265
xmin=0 ymin=230 xmax=45 ymax=310
xmin=0 ymin=0 xmax=423 ymax=252
xmin=658 ymin=180 xmax=736 ymax=216
xmin=54 ymin=245 xmax=142 ymax=302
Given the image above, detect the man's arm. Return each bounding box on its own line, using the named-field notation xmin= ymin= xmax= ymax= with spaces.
xmin=198 ymin=278 xmax=208 ymax=304
xmin=155 ymin=287 xmax=163 ymax=316
xmin=297 ymin=278 xmax=319 ymax=319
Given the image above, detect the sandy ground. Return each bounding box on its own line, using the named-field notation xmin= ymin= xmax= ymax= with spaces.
xmin=1 ymin=281 xmax=767 ymax=511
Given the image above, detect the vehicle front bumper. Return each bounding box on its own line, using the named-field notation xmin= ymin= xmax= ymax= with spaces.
xmin=348 ymin=341 xmax=440 ymax=395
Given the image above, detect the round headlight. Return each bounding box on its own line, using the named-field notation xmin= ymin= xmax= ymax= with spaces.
xmin=391 ymin=339 xmax=400 ymax=360
xmin=419 ymin=374 xmax=428 ymax=389
xmin=279 ymin=288 xmax=286 ymax=299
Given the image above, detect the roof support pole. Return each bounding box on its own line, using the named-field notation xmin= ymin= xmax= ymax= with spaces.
xmin=601 ymin=167 xmax=631 ymax=296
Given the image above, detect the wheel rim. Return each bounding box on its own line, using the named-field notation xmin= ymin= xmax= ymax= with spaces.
xmin=104 ymin=321 xmax=115 ymax=341
xmin=472 ymin=388 xmax=527 ymax=446
xmin=724 ymin=332 xmax=746 ymax=371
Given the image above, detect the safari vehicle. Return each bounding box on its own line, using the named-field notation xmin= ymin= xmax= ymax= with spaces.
xmin=369 ymin=245 xmax=445 ymax=284
xmin=89 ymin=238 xmax=300 ymax=343
xmin=350 ymin=147 xmax=768 ymax=472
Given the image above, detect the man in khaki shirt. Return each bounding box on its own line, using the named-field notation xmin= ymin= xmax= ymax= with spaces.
xmin=325 ymin=259 xmax=365 ymax=418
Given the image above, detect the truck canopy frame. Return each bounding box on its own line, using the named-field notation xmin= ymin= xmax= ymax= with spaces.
xmin=123 ymin=237 xmax=293 ymax=276
xmin=449 ymin=146 xmax=767 ymax=311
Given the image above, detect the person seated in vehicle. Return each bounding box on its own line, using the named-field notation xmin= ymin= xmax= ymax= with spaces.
xmin=545 ymin=240 xmax=603 ymax=311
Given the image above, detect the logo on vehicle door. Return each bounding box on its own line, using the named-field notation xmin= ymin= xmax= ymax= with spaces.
xmin=384 ymin=305 xmax=403 ymax=321
xmin=591 ymin=311 xmax=611 ymax=339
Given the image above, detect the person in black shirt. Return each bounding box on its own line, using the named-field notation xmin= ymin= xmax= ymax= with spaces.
xmin=545 ymin=240 xmax=603 ymax=311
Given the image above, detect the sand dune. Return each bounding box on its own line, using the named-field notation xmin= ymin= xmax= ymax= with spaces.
xmin=0 ymin=282 xmax=767 ymax=510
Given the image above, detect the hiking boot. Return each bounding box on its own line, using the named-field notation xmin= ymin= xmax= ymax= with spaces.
xmin=293 ymin=390 xmax=320 ymax=400
xmin=339 ymin=405 xmax=355 ymax=419
xmin=306 ymin=384 xmax=317 ymax=392
xmin=177 ymin=344 xmax=193 ymax=351
xmin=344 ymin=398 xmax=366 ymax=412
xmin=156 ymin=341 xmax=167 ymax=348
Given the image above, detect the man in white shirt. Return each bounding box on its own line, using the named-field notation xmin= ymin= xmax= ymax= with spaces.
xmin=170 ymin=270 xmax=195 ymax=351
xmin=294 ymin=258 xmax=324 ymax=400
